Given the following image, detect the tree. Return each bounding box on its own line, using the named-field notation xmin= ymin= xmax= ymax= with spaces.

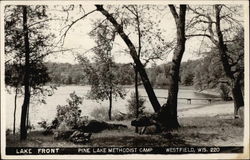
xmin=188 ymin=5 xmax=244 ymax=118
xmin=20 ymin=6 xmax=30 ymax=140
xmin=180 ymin=60 xmax=198 ymax=86
xmin=192 ymin=48 xmax=225 ymax=90
xmin=56 ymin=92 xmax=83 ymax=128
xmin=156 ymin=5 xmax=187 ymax=129
xmin=5 ymin=63 xmax=23 ymax=135
xmin=5 ymin=5 xmax=55 ymax=140
xmin=95 ymin=5 xmax=161 ymax=113
xmin=78 ymin=20 xmax=126 ymax=120
xmin=127 ymin=92 xmax=146 ymax=118
xmin=116 ymin=64 xmax=134 ymax=85
xmin=58 ymin=4 xmax=162 ymax=113
xmin=122 ymin=5 xmax=172 ymax=132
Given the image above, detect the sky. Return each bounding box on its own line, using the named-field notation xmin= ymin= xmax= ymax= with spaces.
xmin=43 ymin=4 xmax=222 ymax=66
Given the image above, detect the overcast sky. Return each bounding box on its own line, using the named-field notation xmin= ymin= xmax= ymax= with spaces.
xmin=43 ymin=4 xmax=243 ymax=66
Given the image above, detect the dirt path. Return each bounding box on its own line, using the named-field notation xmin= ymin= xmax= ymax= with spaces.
xmin=179 ymin=102 xmax=234 ymax=118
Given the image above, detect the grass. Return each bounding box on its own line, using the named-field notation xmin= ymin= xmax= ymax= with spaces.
xmin=6 ymin=115 xmax=243 ymax=147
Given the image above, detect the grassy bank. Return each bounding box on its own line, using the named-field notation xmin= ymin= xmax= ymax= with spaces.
xmin=6 ymin=115 xmax=243 ymax=147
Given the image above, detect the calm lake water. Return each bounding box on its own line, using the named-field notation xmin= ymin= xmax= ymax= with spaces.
xmin=4 ymin=85 xmax=217 ymax=130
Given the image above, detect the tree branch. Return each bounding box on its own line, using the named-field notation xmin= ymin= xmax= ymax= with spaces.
xmin=186 ymin=33 xmax=212 ymax=39
xmin=188 ymin=6 xmax=218 ymax=44
xmin=169 ymin=5 xmax=179 ymax=21
xmin=59 ymin=9 xmax=97 ymax=45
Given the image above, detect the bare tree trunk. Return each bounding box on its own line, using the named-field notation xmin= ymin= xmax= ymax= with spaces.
xmin=20 ymin=6 xmax=31 ymax=140
xmin=158 ymin=5 xmax=186 ymax=129
xmin=135 ymin=10 xmax=141 ymax=133
xmin=96 ymin=5 xmax=161 ymax=112
xmin=232 ymin=85 xmax=244 ymax=117
xmin=108 ymin=86 xmax=112 ymax=120
xmin=135 ymin=68 xmax=139 ymax=133
xmin=232 ymin=79 xmax=244 ymax=118
xmin=26 ymin=102 xmax=30 ymax=129
xmin=13 ymin=88 xmax=18 ymax=135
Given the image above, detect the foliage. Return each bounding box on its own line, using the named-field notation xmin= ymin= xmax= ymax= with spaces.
xmin=193 ymin=50 xmax=226 ymax=90
xmin=5 ymin=5 xmax=54 ymax=65
xmin=5 ymin=5 xmax=56 ymax=139
xmin=85 ymin=60 xmax=127 ymax=102
xmin=6 ymin=129 xmax=12 ymax=136
xmin=45 ymin=62 xmax=88 ymax=85
xmin=188 ymin=5 xmax=244 ymax=115
xmin=90 ymin=107 xmax=109 ymax=121
xmin=182 ymin=72 xmax=194 ymax=86
xmin=37 ymin=120 xmax=48 ymax=129
xmin=180 ymin=60 xmax=199 ymax=86
xmin=116 ymin=63 xmax=135 ymax=85
xmin=5 ymin=62 xmax=51 ymax=86
xmin=4 ymin=5 xmax=56 ymax=102
xmin=78 ymin=19 xmax=127 ymax=108
xmin=219 ymin=83 xmax=231 ymax=101
xmin=192 ymin=27 xmax=244 ymax=92
xmin=90 ymin=107 xmax=126 ymax=121
xmin=56 ymin=92 xmax=83 ymax=128
xmin=45 ymin=62 xmax=135 ymax=86
xmin=126 ymin=92 xmax=146 ymax=118
xmin=147 ymin=63 xmax=171 ymax=88
xmin=115 ymin=5 xmax=173 ymax=65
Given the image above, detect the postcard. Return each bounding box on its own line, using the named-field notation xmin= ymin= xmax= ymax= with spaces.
xmin=1 ymin=0 xmax=249 ymax=159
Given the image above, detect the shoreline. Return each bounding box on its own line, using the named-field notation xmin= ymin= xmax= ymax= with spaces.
xmin=193 ymin=89 xmax=221 ymax=98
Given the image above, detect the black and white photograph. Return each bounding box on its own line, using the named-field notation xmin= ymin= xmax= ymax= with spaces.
xmin=1 ymin=0 xmax=249 ymax=159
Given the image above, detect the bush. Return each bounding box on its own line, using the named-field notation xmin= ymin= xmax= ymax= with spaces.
xmin=219 ymin=84 xmax=231 ymax=101
xmin=90 ymin=107 xmax=109 ymax=121
xmin=6 ymin=129 xmax=11 ymax=136
xmin=155 ymin=73 xmax=169 ymax=88
xmin=38 ymin=120 xmax=48 ymax=129
xmin=56 ymin=92 xmax=84 ymax=128
xmin=38 ymin=119 xmax=58 ymax=135
xmin=182 ymin=72 xmax=194 ymax=86
xmin=126 ymin=92 xmax=146 ymax=119
xmin=90 ymin=107 xmax=126 ymax=121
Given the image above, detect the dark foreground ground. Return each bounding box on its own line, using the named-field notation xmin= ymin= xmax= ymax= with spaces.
xmin=6 ymin=115 xmax=243 ymax=147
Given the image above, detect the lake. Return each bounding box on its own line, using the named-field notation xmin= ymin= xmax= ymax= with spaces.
xmin=4 ymin=85 xmax=218 ymax=130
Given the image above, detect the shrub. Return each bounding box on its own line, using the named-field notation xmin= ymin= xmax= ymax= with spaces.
xmin=38 ymin=120 xmax=48 ymax=129
xmin=90 ymin=107 xmax=109 ymax=121
xmin=219 ymin=84 xmax=231 ymax=101
xmin=182 ymin=72 xmax=194 ymax=86
xmin=56 ymin=92 xmax=83 ymax=128
xmin=126 ymin=92 xmax=146 ymax=119
xmin=90 ymin=107 xmax=126 ymax=121
xmin=6 ymin=129 xmax=11 ymax=136
xmin=112 ymin=110 xmax=126 ymax=121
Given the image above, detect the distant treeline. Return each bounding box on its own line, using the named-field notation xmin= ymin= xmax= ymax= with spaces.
xmin=45 ymin=53 xmax=242 ymax=91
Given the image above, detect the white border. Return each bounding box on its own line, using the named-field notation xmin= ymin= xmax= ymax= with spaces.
xmin=1 ymin=0 xmax=249 ymax=159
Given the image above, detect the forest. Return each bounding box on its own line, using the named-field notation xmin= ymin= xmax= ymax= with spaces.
xmin=3 ymin=3 xmax=246 ymax=154
xmin=44 ymin=53 xmax=244 ymax=93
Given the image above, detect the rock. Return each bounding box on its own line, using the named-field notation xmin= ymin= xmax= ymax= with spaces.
xmin=82 ymin=120 xmax=127 ymax=133
xmin=69 ymin=131 xmax=92 ymax=144
xmin=82 ymin=120 xmax=109 ymax=133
